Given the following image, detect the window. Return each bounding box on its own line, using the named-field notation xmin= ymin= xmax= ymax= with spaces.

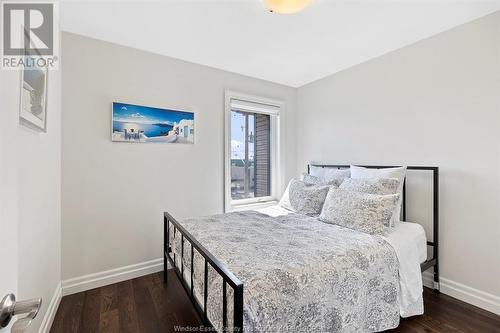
xmin=225 ymin=91 xmax=281 ymax=211
xmin=230 ymin=111 xmax=270 ymax=200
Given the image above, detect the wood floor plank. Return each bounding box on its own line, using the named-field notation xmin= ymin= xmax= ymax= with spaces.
xmin=99 ymin=309 xmax=120 ymax=333
xmin=61 ymin=292 xmax=85 ymax=333
xmin=132 ymin=276 xmax=163 ymax=333
xmin=162 ymin=271 xmax=202 ymax=328
xmin=149 ymin=272 xmax=174 ymax=332
xmin=50 ymin=293 xmax=73 ymax=333
xmin=117 ymin=279 xmax=140 ymax=333
xmin=421 ymin=291 xmax=498 ymax=333
xmin=79 ymin=288 xmax=101 ymax=333
xmin=50 ymin=270 xmax=500 ymax=333
xmin=100 ymin=283 xmax=119 ymax=314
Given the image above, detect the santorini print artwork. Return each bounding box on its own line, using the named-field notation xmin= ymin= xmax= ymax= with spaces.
xmin=112 ymin=102 xmax=194 ymax=143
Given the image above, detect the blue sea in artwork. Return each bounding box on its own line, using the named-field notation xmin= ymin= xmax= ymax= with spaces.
xmin=112 ymin=102 xmax=193 ymax=138
xmin=112 ymin=121 xmax=172 ymax=137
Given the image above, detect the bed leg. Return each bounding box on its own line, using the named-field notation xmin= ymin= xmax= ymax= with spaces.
xmin=164 ymin=258 xmax=168 ymax=285
xmin=433 ymin=265 xmax=440 ymax=293
xmin=164 ymin=216 xmax=169 ymax=285
xmin=432 ymin=168 xmax=440 ymax=294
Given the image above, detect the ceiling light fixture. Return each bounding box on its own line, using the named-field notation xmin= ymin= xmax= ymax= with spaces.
xmin=264 ymin=0 xmax=312 ymax=14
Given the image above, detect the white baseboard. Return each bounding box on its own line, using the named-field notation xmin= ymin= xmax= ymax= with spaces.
xmin=62 ymin=258 xmax=163 ymax=296
xmin=38 ymin=282 xmax=62 ymax=333
xmin=423 ymin=272 xmax=500 ymax=315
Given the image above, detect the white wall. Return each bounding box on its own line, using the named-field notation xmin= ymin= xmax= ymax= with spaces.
xmin=61 ymin=32 xmax=296 ymax=280
xmin=0 ymin=61 xmax=20 ymax=333
xmin=296 ymin=11 xmax=500 ymax=302
xmin=0 ymin=61 xmax=62 ymax=331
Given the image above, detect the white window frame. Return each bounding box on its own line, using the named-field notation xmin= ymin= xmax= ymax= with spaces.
xmin=224 ymin=90 xmax=282 ymax=212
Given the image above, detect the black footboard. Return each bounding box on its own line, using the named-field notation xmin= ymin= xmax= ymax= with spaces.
xmin=164 ymin=212 xmax=244 ymax=332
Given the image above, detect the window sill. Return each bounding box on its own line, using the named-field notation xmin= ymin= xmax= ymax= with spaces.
xmin=227 ymin=200 xmax=279 ymax=212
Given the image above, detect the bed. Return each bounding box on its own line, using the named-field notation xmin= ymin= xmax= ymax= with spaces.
xmin=163 ymin=164 xmax=439 ymax=332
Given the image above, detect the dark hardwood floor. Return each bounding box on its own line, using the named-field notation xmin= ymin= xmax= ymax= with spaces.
xmin=50 ymin=270 xmax=500 ymax=333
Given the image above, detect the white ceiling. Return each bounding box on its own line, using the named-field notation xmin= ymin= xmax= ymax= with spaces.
xmin=60 ymin=0 xmax=500 ymax=87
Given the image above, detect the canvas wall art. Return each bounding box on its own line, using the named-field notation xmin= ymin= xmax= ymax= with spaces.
xmin=19 ymin=61 xmax=48 ymax=131
xmin=112 ymin=102 xmax=194 ymax=143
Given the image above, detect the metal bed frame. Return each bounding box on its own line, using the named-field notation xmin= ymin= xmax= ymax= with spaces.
xmin=164 ymin=164 xmax=440 ymax=332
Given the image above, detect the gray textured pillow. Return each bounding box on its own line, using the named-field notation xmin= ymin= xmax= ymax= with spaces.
xmin=279 ymin=179 xmax=331 ymax=216
xmin=339 ymin=178 xmax=399 ymax=195
xmin=350 ymin=165 xmax=407 ymax=227
xmin=319 ymin=189 xmax=400 ymax=235
xmin=301 ymin=173 xmax=344 ymax=187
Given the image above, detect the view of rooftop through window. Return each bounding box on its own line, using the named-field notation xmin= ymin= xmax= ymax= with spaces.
xmin=231 ymin=110 xmax=270 ymax=200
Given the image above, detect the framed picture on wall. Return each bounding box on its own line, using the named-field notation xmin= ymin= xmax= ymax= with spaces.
xmin=19 ymin=59 xmax=49 ymax=132
xmin=111 ymin=102 xmax=195 ymax=143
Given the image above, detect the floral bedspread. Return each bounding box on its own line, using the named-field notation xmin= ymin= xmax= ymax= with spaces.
xmin=170 ymin=210 xmax=400 ymax=332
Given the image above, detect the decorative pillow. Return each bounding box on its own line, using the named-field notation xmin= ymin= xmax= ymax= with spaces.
xmin=319 ymin=189 xmax=400 ymax=234
xmin=301 ymin=173 xmax=344 ymax=187
xmin=309 ymin=166 xmax=350 ymax=184
xmin=339 ymin=178 xmax=399 ymax=195
xmin=279 ymin=179 xmax=330 ymax=216
xmin=350 ymin=165 xmax=407 ymax=227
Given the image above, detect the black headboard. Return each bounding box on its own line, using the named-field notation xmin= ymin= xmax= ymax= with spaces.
xmin=308 ymin=163 xmax=441 ymax=290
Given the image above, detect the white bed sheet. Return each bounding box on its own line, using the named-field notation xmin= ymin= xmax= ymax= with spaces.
xmin=388 ymin=221 xmax=427 ymax=264
xmin=383 ymin=221 xmax=426 ymax=317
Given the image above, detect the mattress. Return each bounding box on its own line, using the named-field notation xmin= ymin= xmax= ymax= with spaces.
xmin=387 ymin=222 xmax=428 ymax=263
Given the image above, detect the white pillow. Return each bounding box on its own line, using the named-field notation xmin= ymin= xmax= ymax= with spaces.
xmin=309 ymin=166 xmax=350 ymax=183
xmin=350 ymin=165 xmax=407 ymax=227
